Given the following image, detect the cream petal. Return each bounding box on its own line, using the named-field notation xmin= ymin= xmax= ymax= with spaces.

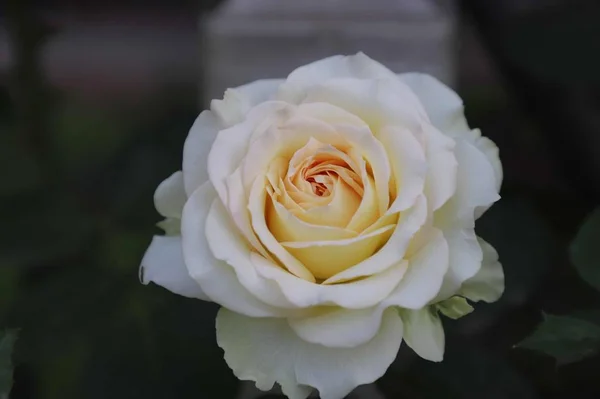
xmin=207 ymin=101 xmax=292 ymax=205
xmin=241 ymin=113 xmax=348 ymax=194
xmin=435 ymin=140 xmax=500 ymax=228
xmin=281 ymin=224 xmax=395 ymax=280
xmin=182 ymin=110 xmax=222 ymax=195
xmin=211 ymin=79 xmax=283 ymax=127
xmin=181 ymin=182 xmax=283 ymax=317
xmin=216 ymin=307 xmax=403 ymax=399
xmin=397 ymin=72 xmax=470 ymax=136
xmin=296 ymin=102 xmax=368 ymax=128
xmin=301 ymin=77 xmax=426 ymax=134
xmin=248 ymin=176 xmax=316 ymax=282
xmin=424 ymin=124 xmax=458 ymax=211
xmin=278 ymin=52 xmax=397 ymax=104
xmin=398 ymin=73 xmax=502 ymax=193
xmin=288 ymin=306 xmax=387 ymax=348
xmin=401 ymin=307 xmax=445 ymax=362
xmin=467 ymin=130 xmax=503 ymax=194
xmin=333 ymin=123 xmax=390 ymax=215
xmin=225 ymin=168 xmax=274 ymax=260
xmin=154 ymin=171 xmax=186 ymax=219
xmin=139 ymin=235 xmax=208 ymax=300
xmin=290 ymin=178 xmax=361 ymax=229
xmin=253 ymin=255 xmax=408 ymax=309
xmin=205 ymin=197 xmax=300 ymax=310
xmin=384 ymin=228 xmax=449 ymax=309
xmin=378 ymin=126 xmax=427 ymax=214
xmin=323 ymin=195 xmax=427 ymax=285
xmin=267 ymin=196 xmax=357 ymax=243
xmin=345 ymin=172 xmax=379 ymax=233
xmin=432 ymin=227 xmax=483 ymax=302
xmin=460 ymin=238 xmax=505 ymax=303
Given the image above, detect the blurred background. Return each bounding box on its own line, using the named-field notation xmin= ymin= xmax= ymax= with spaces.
xmin=1 ymin=0 xmax=600 ymax=398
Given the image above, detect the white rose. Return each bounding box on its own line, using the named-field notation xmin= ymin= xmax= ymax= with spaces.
xmin=140 ymin=53 xmax=505 ymax=399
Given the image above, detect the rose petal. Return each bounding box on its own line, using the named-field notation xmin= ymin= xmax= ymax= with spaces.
xmin=267 ymin=196 xmax=358 ymax=243
xmin=181 ymin=181 xmax=283 ymax=317
xmin=241 ymin=112 xmax=348 ymax=195
xmin=401 ymin=307 xmax=445 ymax=362
xmin=435 ymin=140 xmax=500 ymax=228
xmin=182 ymin=110 xmax=223 ymax=195
xmin=205 ymin=197 xmax=300 ymax=310
xmin=154 ymin=171 xmax=186 ymax=218
xmin=211 ymin=79 xmax=283 ymax=126
xmin=384 ymin=228 xmax=449 ymax=309
xmin=249 ymin=175 xmax=316 ymax=282
xmin=281 ymin=224 xmax=396 ymax=280
xmin=253 ymin=254 xmax=408 ymax=309
xmin=378 ymin=126 xmax=427 ymax=214
xmin=323 ymin=195 xmax=427 ymax=284
xmin=333 ymin=123 xmax=391 ymax=215
xmin=301 ymin=77 xmax=425 ymax=135
xmin=139 ymin=235 xmax=208 ymax=300
xmin=460 ymin=238 xmax=505 ymax=302
xmin=278 ymin=52 xmax=397 ymax=104
xmin=225 ymin=168 xmax=274 ymax=260
xmin=207 ymin=101 xmax=291 ymax=204
xmin=432 ymin=227 xmax=483 ymax=302
xmin=288 ymin=306 xmax=387 ymax=348
xmin=398 ymin=72 xmax=470 ymax=136
xmin=470 ymin=130 xmax=503 ymax=194
xmin=423 ymin=124 xmax=458 ymax=211
xmin=398 ymin=73 xmax=503 ymax=192
xmin=216 ymin=307 xmax=403 ymax=399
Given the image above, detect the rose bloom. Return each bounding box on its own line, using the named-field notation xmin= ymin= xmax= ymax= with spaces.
xmin=140 ymin=53 xmax=504 ymax=399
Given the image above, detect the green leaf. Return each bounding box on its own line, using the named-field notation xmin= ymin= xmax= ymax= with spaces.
xmin=0 ymin=330 xmax=19 ymax=399
xmin=517 ymin=314 xmax=600 ymax=365
xmin=570 ymin=208 xmax=600 ymax=292
xmin=437 ymin=296 xmax=474 ymax=320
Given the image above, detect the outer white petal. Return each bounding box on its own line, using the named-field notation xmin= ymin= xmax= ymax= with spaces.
xmin=182 ymin=110 xmax=223 ymax=195
xmin=401 ymin=307 xmax=445 ymax=362
xmin=154 ymin=171 xmax=187 ymax=218
xmin=139 ymin=235 xmax=208 ymax=300
xmin=301 ymin=78 xmax=425 ymax=134
xmin=423 ymin=124 xmax=458 ymax=211
xmin=211 ymin=79 xmax=283 ymax=127
xmin=384 ymin=228 xmax=449 ymax=309
xmin=433 ymin=227 xmax=483 ymax=302
xmin=460 ymin=238 xmax=505 ymax=302
xmin=399 ymin=73 xmax=503 ymax=192
xmin=181 ymin=182 xmax=284 ymax=317
xmin=470 ymin=131 xmax=503 ymax=193
xmin=398 ymin=72 xmax=470 ymax=136
xmin=288 ymin=306 xmax=386 ymax=348
xmin=436 ymin=140 xmax=500 ymax=228
xmin=279 ymin=52 xmax=397 ymax=103
xmin=217 ymin=307 xmax=403 ymax=399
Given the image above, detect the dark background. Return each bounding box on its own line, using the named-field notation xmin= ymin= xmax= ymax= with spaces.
xmin=1 ymin=0 xmax=600 ymax=398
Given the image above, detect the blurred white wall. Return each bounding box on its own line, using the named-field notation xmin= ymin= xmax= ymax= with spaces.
xmin=203 ymin=0 xmax=458 ymax=103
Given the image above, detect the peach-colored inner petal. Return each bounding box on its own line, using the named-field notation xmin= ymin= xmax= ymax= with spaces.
xmin=258 ymin=134 xmax=399 ymax=281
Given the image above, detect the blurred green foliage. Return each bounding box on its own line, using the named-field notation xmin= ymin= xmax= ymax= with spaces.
xmin=518 ymin=208 xmax=600 ymax=367
xmin=0 ymin=84 xmax=239 ymax=398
